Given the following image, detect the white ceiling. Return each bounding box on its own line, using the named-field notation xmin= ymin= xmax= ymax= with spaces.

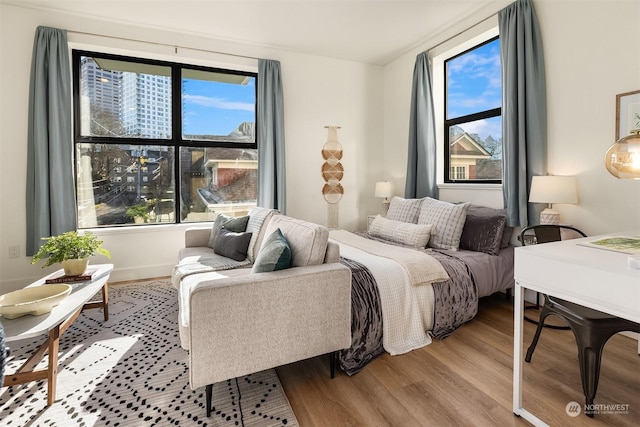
xmin=8 ymin=0 xmax=497 ymax=65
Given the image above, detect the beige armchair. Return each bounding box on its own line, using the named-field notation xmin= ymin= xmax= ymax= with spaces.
xmin=179 ymin=215 xmax=352 ymax=417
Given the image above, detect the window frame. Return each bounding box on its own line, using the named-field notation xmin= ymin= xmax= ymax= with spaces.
xmin=71 ymin=50 xmax=258 ymax=227
xmin=442 ymin=35 xmax=502 ymax=185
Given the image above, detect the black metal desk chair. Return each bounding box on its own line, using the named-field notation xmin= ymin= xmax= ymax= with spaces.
xmin=521 ymin=225 xmax=640 ymax=417
xmin=519 ymin=225 xmax=587 ymax=329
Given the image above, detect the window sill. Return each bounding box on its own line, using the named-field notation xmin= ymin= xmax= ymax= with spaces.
xmin=438 ymin=183 xmax=503 ymax=191
xmin=82 ymin=222 xmax=208 ymax=236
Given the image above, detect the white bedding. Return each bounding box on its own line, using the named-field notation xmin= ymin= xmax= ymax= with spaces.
xmin=330 ymin=229 xmax=448 ymax=355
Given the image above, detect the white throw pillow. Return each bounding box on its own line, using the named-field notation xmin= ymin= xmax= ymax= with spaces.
xmin=368 ymin=215 xmax=433 ymax=248
xmin=418 ymin=198 xmax=470 ymax=250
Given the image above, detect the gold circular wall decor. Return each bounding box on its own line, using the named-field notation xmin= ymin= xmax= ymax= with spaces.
xmin=321 ymin=126 xmax=343 ymax=204
xmin=321 ymin=162 xmax=344 ymax=184
xmin=321 ymin=183 xmax=344 ymax=204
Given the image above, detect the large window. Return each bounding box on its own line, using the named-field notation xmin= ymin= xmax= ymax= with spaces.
xmin=73 ymin=51 xmax=258 ymax=228
xmin=444 ymin=36 xmax=501 ymax=183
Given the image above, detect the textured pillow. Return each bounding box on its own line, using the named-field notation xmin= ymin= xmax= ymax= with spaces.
xmin=207 ymin=214 xmax=250 ymax=249
xmin=213 ymin=229 xmax=252 ymax=261
xmin=459 ymin=214 xmax=506 ymax=255
xmin=385 ymin=196 xmax=423 ymax=223
xmin=251 ymin=228 xmax=291 ymax=273
xmin=466 ymin=205 xmax=513 ymax=248
xmin=368 ymin=215 xmax=433 ymax=248
xmin=418 ymin=198 xmax=470 ymax=250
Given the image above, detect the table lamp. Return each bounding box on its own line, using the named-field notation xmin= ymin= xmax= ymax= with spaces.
xmin=375 ymin=181 xmax=393 ymax=216
xmin=528 ymin=175 xmax=578 ymax=224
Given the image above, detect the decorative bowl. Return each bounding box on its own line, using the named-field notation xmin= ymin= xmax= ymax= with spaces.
xmin=0 ymin=284 xmax=72 ymax=319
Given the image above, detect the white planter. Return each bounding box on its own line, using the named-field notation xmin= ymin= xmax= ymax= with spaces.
xmin=61 ymin=258 xmax=90 ymax=276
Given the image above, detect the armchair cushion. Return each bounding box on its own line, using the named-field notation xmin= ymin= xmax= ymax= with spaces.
xmin=263 ymin=215 xmax=329 ymax=267
xmin=251 ymin=228 xmax=291 ymax=273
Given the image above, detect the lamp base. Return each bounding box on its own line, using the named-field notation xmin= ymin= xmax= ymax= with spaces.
xmin=539 ymin=208 xmax=560 ymax=225
xmin=381 ymin=200 xmax=390 ymax=216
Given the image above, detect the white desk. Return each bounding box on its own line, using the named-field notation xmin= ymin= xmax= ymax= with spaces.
xmin=513 ymin=235 xmax=640 ymax=426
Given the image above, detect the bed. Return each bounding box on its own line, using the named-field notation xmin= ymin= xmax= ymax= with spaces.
xmin=331 ymin=197 xmax=515 ymax=375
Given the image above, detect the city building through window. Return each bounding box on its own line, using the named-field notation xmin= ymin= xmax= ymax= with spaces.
xmin=73 ymin=51 xmax=258 ymax=227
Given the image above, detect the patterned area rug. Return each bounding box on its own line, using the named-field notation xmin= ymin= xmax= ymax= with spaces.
xmin=0 ymin=280 xmax=298 ymax=426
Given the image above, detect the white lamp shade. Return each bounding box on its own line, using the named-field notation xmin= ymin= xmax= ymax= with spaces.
xmin=375 ymin=181 xmax=393 ymax=198
xmin=529 ymin=176 xmax=578 ymax=204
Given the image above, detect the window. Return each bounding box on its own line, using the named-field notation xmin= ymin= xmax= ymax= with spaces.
xmin=450 ymin=166 xmax=466 ymax=180
xmin=444 ymin=36 xmax=501 ymax=183
xmin=73 ymin=51 xmax=258 ymax=227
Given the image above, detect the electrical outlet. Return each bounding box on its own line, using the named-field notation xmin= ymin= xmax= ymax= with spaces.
xmin=9 ymin=245 xmax=19 ymax=258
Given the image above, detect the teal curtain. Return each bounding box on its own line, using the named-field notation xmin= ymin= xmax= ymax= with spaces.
xmin=499 ymin=0 xmax=547 ymax=227
xmin=26 ymin=26 xmax=76 ymax=256
xmin=405 ymin=52 xmax=438 ymax=199
xmin=257 ymin=59 xmax=286 ymax=214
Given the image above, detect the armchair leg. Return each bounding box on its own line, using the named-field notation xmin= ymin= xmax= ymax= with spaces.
xmin=205 ymin=383 xmax=213 ymax=417
xmin=330 ymin=351 xmax=337 ymax=378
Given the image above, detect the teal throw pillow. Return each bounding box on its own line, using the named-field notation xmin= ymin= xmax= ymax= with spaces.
xmin=251 ymin=228 xmax=291 ymax=273
xmin=213 ymin=229 xmax=252 ymax=261
xmin=207 ymin=214 xmax=250 ymax=249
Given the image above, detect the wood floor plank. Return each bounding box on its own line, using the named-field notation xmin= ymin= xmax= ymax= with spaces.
xmin=277 ymin=293 xmax=640 ymax=426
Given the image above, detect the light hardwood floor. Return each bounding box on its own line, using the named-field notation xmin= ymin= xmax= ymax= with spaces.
xmin=277 ymin=293 xmax=640 ymax=427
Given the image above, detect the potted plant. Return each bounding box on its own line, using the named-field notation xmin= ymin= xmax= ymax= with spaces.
xmin=126 ymin=203 xmax=151 ymax=224
xmin=31 ymin=231 xmax=112 ymax=276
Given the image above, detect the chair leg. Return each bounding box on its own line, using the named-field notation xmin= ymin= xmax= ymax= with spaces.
xmin=574 ymin=329 xmax=622 ymax=418
xmin=576 ymin=340 xmax=603 ymax=418
xmin=205 ymin=383 xmax=213 ymax=417
xmin=525 ymin=306 xmax=552 ymax=363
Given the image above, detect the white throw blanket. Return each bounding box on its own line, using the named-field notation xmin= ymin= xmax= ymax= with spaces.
xmin=330 ymin=230 xmax=449 ymax=355
xmin=330 ymin=230 xmax=449 ymax=285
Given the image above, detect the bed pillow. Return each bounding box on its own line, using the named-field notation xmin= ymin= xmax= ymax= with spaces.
xmin=459 ymin=214 xmax=506 ymax=255
xmin=213 ymin=229 xmax=253 ymax=261
xmin=207 ymin=214 xmax=250 ymax=249
xmin=368 ymin=215 xmax=433 ymax=248
xmin=385 ymin=196 xmax=423 ymax=223
xmin=251 ymin=228 xmax=291 ymax=273
xmin=466 ymin=205 xmax=513 ymax=248
xmin=418 ymin=198 xmax=470 ymax=250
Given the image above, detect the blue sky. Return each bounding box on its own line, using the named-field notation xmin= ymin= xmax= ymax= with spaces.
xmin=182 ymin=77 xmax=256 ymax=136
xmin=446 ymin=38 xmax=501 ymax=140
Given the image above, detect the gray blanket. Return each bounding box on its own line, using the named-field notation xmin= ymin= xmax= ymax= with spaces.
xmin=338 ymin=234 xmax=478 ymax=375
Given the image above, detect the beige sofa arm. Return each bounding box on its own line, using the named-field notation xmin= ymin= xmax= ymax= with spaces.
xmin=188 ymin=262 xmax=352 ymax=389
xmin=185 ymin=227 xmax=211 ymax=248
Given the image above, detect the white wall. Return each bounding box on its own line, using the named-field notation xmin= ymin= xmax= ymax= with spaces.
xmin=0 ymin=4 xmax=384 ymax=290
xmin=384 ymin=0 xmax=640 ymax=233
xmin=2 ymin=0 xmax=639 ymax=292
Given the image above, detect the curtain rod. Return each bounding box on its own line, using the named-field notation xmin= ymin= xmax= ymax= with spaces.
xmin=66 ymin=29 xmax=261 ymax=61
xmin=426 ymin=12 xmax=498 ymax=52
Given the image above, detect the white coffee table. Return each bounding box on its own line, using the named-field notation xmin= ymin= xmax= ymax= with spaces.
xmin=1 ymin=264 xmax=113 ymax=406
